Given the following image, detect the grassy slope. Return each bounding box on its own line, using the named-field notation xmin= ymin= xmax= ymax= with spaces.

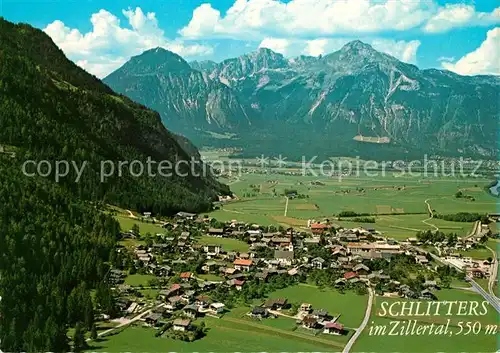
xmin=114 ymin=215 xmax=165 ymax=235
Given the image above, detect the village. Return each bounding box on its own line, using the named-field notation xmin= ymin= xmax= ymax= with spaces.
xmin=98 ymin=209 xmax=498 ymax=343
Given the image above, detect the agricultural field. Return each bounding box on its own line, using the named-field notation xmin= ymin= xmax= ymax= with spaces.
xmin=458 ymin=239 xmax=498 ymax=260
xmin=208 ymin=171 xmax=497 ymax=238
xmin=264 ymin=284 xmax=368 ymax=328
xmin=196 ymin=235 xmax=250 ymax=252
xmin=91 ymin=317 xmax=341 ymax=352
xmin=92 ymin=285 xmax=365 ymax=352
xmin=353 ymin=289 xmax=499 ymax=353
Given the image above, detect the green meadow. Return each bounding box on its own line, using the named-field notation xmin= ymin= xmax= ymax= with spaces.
xmin=90 ymin=284 xmax=366 ymax=352
xmin=209 ymin=171 xmax=496 ymax=238
xmin=264 ymin=284 xmax=368 ymax=328
xmin=196 ymin=235 xmax=250 ymax=252
xmin=114 ymin=214 xmax=165 ymax=235
xmin=124 ymin=274 xmax=157 ymax=287
xmin=91 ymin=315 xmax=346 ymax=352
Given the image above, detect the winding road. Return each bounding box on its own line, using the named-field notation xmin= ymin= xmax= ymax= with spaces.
xmin=90 ymin=303 xmax=165 ymax=340
xmin=485 ymin=244 xmax=499 ymax=300
xmin=126 ymin=209 xmax=137 ymax=219
xmin=422 ymin=199 xmax=439 ymax=231
xmin=342 ymin=288 xmax=374 ymax=353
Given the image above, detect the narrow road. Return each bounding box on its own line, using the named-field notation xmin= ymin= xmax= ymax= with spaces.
xmin=342 ymin=288 xmax=374 ymax=353
xmin=416 ymin=246 xmax=500 ymax=314
xmin=284 ymin=196 xmax=289 ymax=217
xmin=126 ymin=209 xmax=137 ymax=219
xmin=486 ymin=244 xmax=499 ymax=300
xmin=268 ymin=309 xmax=297 ymax=320
xmin=422 ymin=199 xmax=439 ymax=231
xmin=466 ymin=221 xmax=482 ymax=238
xmin=92 ymin=304 xmax=164 ymax=339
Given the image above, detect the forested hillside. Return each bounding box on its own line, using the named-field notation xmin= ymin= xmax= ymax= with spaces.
xmin=0 ymin=18 xmax=227 ymax=351
xmin=0 ymin=157 xmax=119 ymax=351
xmin=0 ymin=18 xmax=229 ymax=215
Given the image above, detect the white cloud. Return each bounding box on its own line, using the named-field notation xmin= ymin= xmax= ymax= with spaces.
xmin=181 ymin=1 xmax=499 ymax=40
xmin=44 ymin=7 xmax=213 ymax=77
xmin=371 ymin=39 xmax=421 ymax=64
xmin=76 ymin=57 xmax=127 ymax=79
xmin=258 ymin=38 xmax=292 ymax=55
xmin=304 ymin=38 xmax=350 ymax=57
xmin=257 ymin=37 xmax=421 ymax=64
xmin=424 ymin=4 xmax=500 ymax=33
xmin=180 ymin=0 xmax=436 ymax=39
xmin=442 ymin=27 xmax=500 ymax=75
xmin=437 ymin=56 xmax=456 ymax=62
xmin=304 ymin=39 xmax=329 ymax=57
xmin=257 ymin=37 xmax=348 ymax=57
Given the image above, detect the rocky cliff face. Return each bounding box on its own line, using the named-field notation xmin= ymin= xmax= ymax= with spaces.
xmin=105 ymin=42 xmax=499 ymax=158
xmin=105 ymin=48 xmax=251 ymax=132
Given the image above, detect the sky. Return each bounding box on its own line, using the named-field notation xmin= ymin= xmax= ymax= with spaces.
xmin=1 ymin=0 xmax=499 ymax=78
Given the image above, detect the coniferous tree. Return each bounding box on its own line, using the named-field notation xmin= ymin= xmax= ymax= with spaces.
xmin=73 ymin=323 xmax=86 ymax=352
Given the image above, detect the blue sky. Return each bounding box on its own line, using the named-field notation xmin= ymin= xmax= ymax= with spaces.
xmin=1 ymin=0 xmax=498 ymax=77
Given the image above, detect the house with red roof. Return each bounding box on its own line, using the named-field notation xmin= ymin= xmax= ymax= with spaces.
xmin=180 ymin=272 xmax=192 ymax=281
xmin=323 ymin=322 xmax=344 ymax=335
xmin=311 ymin=223 xmax=328 ymax=234
xmin=343 ymin=271 xmax=358 ymax=280
xmin=233 ymin=259 xmax=253 ymax=271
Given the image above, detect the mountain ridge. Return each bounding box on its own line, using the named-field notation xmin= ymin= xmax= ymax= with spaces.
xmin=105 ymin=40 xmax=499 ymax=159
xmin=0 ymin=18 xmax=228 ymax=214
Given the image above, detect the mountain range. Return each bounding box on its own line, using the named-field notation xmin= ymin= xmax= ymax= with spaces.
xmin=105 ymin=41 xmax=499 ymax=160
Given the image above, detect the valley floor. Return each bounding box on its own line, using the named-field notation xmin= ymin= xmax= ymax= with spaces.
xmin=92 ymin=163 xmax=498 ymax=353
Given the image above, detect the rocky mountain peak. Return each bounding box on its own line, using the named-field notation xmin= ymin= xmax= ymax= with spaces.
xmin=247 ymin=47 xmax=289 ymax=70
xmin=110 ymin=47 xmax=192 ymax=77
xmin=105 ymin=44 xmax=499 ymax=159
xmin=321 ymin=40 xmax=397 ymax=71
xmin=340 ymin=40 xmax=376 ymax=54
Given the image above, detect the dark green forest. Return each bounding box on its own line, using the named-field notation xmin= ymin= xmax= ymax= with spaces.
xmin=0 ymin=18 xmax=228 ymax=351
xmin=0 ymin=18 xmax=229 ymax=215
xmin=0 ymin=157 xmax=119 ymax=351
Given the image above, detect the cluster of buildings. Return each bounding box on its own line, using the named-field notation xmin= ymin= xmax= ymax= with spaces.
xmin=110 ymin=212 xmax=486 ymax=335
xmin=250 ymin=300 xmax=344 ymax=335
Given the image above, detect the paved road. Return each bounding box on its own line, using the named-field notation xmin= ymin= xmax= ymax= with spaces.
xmin=420 ymin=248 xmax=500 ymax=314
xmin=91 ymin=303 xmax=164 ymax=339
xmin=465 ymin=221 xmax=482 ymax=238
xmin=468 ymin=278 xmax=500 ymax=313
xmin=342 ymin=288 xmax=374 ymax=353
